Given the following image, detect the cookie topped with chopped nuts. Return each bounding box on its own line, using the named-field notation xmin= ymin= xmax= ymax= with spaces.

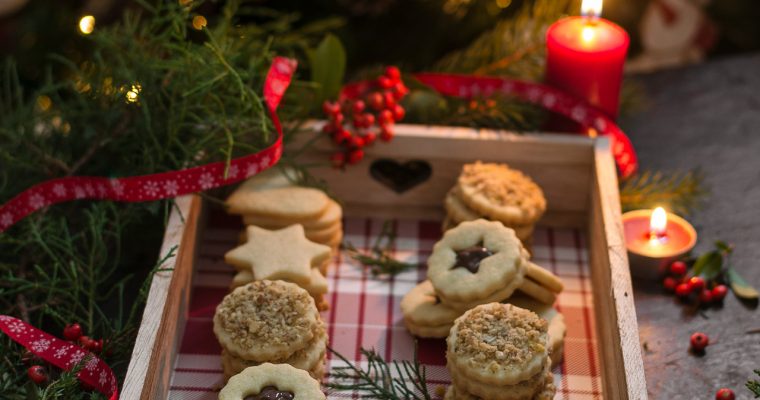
xmin=457 ymin=161 xmax=546 ymax=226
xmin=446 ymin=302 xmax=548 ymax=386
xmin=213 ymin=280 xmax=319 ymax=361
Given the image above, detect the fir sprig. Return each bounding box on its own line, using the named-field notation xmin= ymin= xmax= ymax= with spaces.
xmin=620 ymin=169 xmax=707 ymax=216
xmin=748 ymin=369 xmax=760 ymax=398
xmin=326 ymin=345 xmax=433 ymax=400
xmin=342 ymin=220 xmax=419 ymax=277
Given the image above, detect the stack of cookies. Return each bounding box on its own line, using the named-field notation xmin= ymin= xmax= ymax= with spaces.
xmin=445 ymin=303 xmax=556 ymax=400
xmin=401 ymin=219 xmax=565 ymax=340
xmin=226 ymin=167 xmax=343 ymax=250
xmin=225 ymin=224 xmax=332 ymax=310
xmin=213 ymin=280 xmax=328 ymax=381
xmin=443 ymin=161 xmax=546 ymax=251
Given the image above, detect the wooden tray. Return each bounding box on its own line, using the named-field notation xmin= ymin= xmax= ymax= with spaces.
xmin=122 ymin=124 xmax=647 ymax=399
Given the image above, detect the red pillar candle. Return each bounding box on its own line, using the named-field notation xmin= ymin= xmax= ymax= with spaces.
xmin=545 ymin=0 xmax=629 ymax=119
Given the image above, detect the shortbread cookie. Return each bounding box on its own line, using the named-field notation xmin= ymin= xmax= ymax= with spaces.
xmin=404 ymin=319 xmax=454 ymax=339
xmin=225 ymin=225 xmax=331 ymax=285
xmin=525 ymin=262 xmax=563 ymax=294
xmin=401 ymin=280 xmax=461 ymax=327
xmin=221 ymin=320 xmax=327 ymax=378
xmin=218 ymin=363 xmax=325 ymax=400
xmin=243 ymin=199 xmax=343 ymax=231
xmin=230 ymin=268 xmax=328 ymax=297
xmin=448 ymin=358 xmax=550 ymax=400
xmin=517 ymin=278 xmax=557 ymax=305
xmin=447 ymin=303 xmax=548 ymax=386
xmin=457 ymin=162 xmax=546 ymax=226
xmin=213 ymin=281 xmax=318 ymax=361
xmin=533 ymin=368 xmax=557 ymax=400
xmin=446 ymin=188 xmax=535 ymax=240
xmin=227 ymin=185 xmax=330 ymax=220
xmin=435 ymin=283 xmax=519 ymax=312
xmin=428 ymin=219 xmax=528 ymax=304
xmin=507 ymin=295 xmax=566 ymax=365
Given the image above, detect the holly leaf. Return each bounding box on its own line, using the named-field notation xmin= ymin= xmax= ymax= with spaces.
xmin=309 ymin=33 xmax=346 ymax=104
xmin=692 ymin=251 xmax=722 ymax=279
xmin=726 ymin=268 xmax=759 ymax=301
xmin=715 ymin=240 xmax=733 ymax=254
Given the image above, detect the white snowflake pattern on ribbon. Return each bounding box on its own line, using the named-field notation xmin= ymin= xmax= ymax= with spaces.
xmin=0 ymin=315 xmax=12 ymax=322
xmin=68 ymin=349 xmax=86 ymax=367
xmin=99 ymin=370 xmax=108 ymax=386
xmin=145 ymin=181 xmax=160 ymax=197
xmin=198 ymin=172 xmax=215 ymax=190
xmin=110 ymin=179 xmax=124 ymax=196
xmin=258 ymin=155 xmax=271 ymax=169
xmin=53 ymin=347 xmax=69 ymax=359
xmin=97 ymin=184 xmax=108 ymax=197
xmin=52 ymin=184 xmax=67 ymax=197
xmin=84 ymin=184 xmax=95 ymax=196
xmin=594 ymin=117 xmax=607 ymax=132
xmin=30 ymin=338 xmax=51 ymax=353
xmin=85 ymin=356 xmax=99 ymax=371
xmin=29 ymin=193 xmax=46 ymax=209
xmin=542 ymin=94 xmax=557 ymax=108
xmin=527 ymin=88 xmax=543 ymax=102
xmin=74 ymin=187 xmax=86 ymax=199
xmin=246 ymin=163 xmax=259 ymax=177
xmin=164 ymin=180 xmax=179 ymax=196
xmin=571 ymin=106 xmax=587 ymax=122
xmin=0 ymin=213 xmax=12 ymax=228
xmin=227 ymin=165 xmax=239 ymax=180
xmin=6 ymin=320 xmax=26 ymax=334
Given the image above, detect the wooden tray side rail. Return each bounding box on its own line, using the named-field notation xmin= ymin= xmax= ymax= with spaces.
xmin=122 ymin=195 xmax=204 ymax=400
xmin=588 ymin=140 xmax=647 ymax=400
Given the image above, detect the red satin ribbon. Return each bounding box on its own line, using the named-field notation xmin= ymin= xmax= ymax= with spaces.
xmin=0 ymin=57 xmax=297 ymax=234
xmin=342 ymin=73 xmax=638 ymax=177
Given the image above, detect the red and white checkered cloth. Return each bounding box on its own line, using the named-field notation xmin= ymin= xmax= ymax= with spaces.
xmin=167 ymin=211 xmax=602 ymax=399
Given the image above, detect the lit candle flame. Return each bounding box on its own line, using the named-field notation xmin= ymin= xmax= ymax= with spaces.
xmin=581 ymin=0 xmax=603 ymax=19
xmin=650 ymin=207 xmax=667 ymax=239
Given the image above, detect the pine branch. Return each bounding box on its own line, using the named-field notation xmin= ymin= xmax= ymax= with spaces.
xmin=748 ymin=369 xmax=760 ymax=398
xmin=327 ymin=344 xmax=432 ymax=400
xmin=619 ymin=169 xmax=708 ymax=216
xmin=343 ymin=220 xmax=419 ymax=277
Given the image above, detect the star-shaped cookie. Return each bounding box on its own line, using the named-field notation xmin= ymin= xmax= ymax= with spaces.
xmin=224 ymin=225 xmax=331 ymax=285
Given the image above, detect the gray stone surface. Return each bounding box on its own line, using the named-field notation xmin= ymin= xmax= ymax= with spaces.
xmin=619 ymin=53 xmax=760 ymax=400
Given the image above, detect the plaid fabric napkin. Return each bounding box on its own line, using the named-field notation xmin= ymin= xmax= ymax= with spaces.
xmin=167 ymin=211 xmax=602 ymax=399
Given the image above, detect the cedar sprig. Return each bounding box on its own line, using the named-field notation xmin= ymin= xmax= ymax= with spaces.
xmin=326 ymin=344 xmax=433 ymax=400
xmin=748 ymin=369 xmax=760 ymax=397
xmin=619 ymin=169 xmax=708 ymax=216
xmin=343 ymin=220 xmax=419 ymax=277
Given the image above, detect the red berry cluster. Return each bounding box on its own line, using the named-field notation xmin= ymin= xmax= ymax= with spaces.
xmin=24 ymin=322 xmax=108 ymax=386
xmin=662 ymin=260 xmax=728 ymax=306
xmin=321 ymin=66 xmax=409 ymax=168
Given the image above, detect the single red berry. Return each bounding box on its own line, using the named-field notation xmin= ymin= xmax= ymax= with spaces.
xmin=333 ymin=129 xmax=351 ymax=145
xmin=392 ymin=104 xmax=405 ymax=121
xmin=379 ymin=125 xmax=394 ymax=142
xmin=91 ymin=338 xmax=103 ymax=353
xmin=350 ymin=135 xmax=365 ymax=149
xmin=383 ymin=91 xmax=396 ymax=109
xmin=330 ymin=152 xmax=345 ymax=169
xmin=330 ymin=112 xmax=344 ymax=126
xmin=669 ymin=261 xmax=688 ymax=276
xmin=367 ymin=92 xmax=384 ymax=110
xmin=321 ymin=123 xmax=335 ymax=135
xmin=384 ymin=66 xmax=401 ymax=82
xmin=711 ymin=284 xmax=728 ymax=301
xmin=351 ymin=100 xmax=366 ymax=114
xmin=662 ymin=277 xmax=677 ymax=292
xmin=377 ymin=76 xmax=393 ymax=89
xmin=378 ymin=110 xmax=394 ymax=125
xmin=27 ymin=365 xmax=47 ymax=385
xmin=690 ymin=332 xmax=709 ymax=352
xmin=698 ymin=289 xmax=713 ymax=304
xmin=63 ymin=323 xmax=83 ymax=341
xmin=392 ymin=82 xmax=409 ymax=100
xmin=675 ymin=283 xmax=692 ymax=298
xmin=362 ymin=113 xmax=376 ymax=127
xmin=322 ymin=101 xmax=341 ymax=116
xmin=363 ymin=132 xmax=377 ymax=146
xmin=347 ymin=149 xmax=364 ymax=165
xmin=715 ymin=388 xmax=735 ymax=400
xmin=79 ymin=335 xmax=94 ymax=350
xmin=352 ymin=114 xmax=367 ymax=129
xmin=689 ymin=276 xmax=705 ymax=292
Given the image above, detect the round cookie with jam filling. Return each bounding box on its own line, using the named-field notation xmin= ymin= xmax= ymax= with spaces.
xmin=446 ymin=303 xmax=549 ymax=386
xmin=427 ymin=219 xmax=528 ymax=305
xmin=219 ymin=363 xmax=325 ymax=400
xmin=213 ymin=280 xmax=319 ymax=361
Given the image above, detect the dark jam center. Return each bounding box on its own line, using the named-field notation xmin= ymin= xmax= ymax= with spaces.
xmin=451 ymin=243 xmax=493 ymax=273
xmin=244 ymin=386 xmax=295 ymax=400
